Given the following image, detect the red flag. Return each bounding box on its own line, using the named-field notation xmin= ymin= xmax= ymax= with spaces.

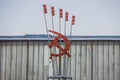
xmin=65 ymin=12 xmax=68 ymax=21
xmin=51 ymin=7 xmax=55 ymax=16
xmin=59 ymin=9 xmax=63 ymax=18
xmin=72 ymin=16 xmax=75 ymax=25
xmin=43 ymin=4 xmax=47 ymax=14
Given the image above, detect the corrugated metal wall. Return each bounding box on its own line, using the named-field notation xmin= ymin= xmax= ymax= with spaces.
xmin=0 ymin=41 xmax=120 ymax=80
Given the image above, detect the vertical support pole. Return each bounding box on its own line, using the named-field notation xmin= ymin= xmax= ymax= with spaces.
xmin=64 ymin=16 xmax=66 ymax=77
xmin=43 ymin=4 xmax=50 ymax=44
xmin=43 ymin=13 xmax=50 ymax=44
xmin=64 ymin=18 xmax=66 ymax=36
xmin=66 ymin=23 xmax=72 ymax=76
xmin=59 ymin=17 xmax=61 ymax=76
xmin=70 ymin=24 xmax=72 ymax=41
xmin=51 ymin=7 xmax=55 ymax=76
xmin=59 ymin=8 xmax=63 ymax=78
xmin=51 ymin=6 xmax=58 ymax=76
xmin=51 ymin=12 xmax=54 ymax=32
xmin=64 ymin=12 xmax=67 ymax=77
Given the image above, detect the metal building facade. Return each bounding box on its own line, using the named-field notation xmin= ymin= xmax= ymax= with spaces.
xmin=0 ymin=35 xmax=120 ymax=80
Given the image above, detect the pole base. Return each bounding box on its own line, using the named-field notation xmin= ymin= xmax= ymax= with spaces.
xmin=47 ymin=75 xmax=72 ymax=80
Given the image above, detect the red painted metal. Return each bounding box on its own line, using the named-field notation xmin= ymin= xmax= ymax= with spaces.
xmin=48 ymin=30 xmax=71 ymax=59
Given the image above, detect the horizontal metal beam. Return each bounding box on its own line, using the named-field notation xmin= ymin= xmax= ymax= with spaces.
xmin=47 ymin=76 xmax=72 ymax=80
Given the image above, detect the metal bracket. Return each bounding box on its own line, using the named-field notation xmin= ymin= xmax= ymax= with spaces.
xmin=47 ymin=75 xmax=72 ymax=80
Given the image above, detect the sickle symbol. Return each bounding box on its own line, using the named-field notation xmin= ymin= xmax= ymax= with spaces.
xmin=48 ymin=30 xmax=71 ymax=59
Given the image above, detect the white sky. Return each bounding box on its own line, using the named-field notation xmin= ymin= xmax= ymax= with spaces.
xmin=0 ymin=0 xmax=120 ymax=36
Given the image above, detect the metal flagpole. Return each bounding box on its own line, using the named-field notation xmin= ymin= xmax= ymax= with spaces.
xmin=67 ymin=21 xmax=72 ymax=76
xmin=51 ymin=6 xmax=59 ymax=75
xmin=51 ymin=7 xmax=55 ymax=33
xmin=64 ymin=12 xmax=68 ymax=36
xmin=59 ymin=8 xmax=62 ymax=77
xmin=43 ymin=4 xmax=52 ymax=62
xmin=64 ymin=12 xmax=68 ymax=76
xmin=43 ymin=4 xmax=55 ymax=78
xmin=70 ymin=15 xmax=75 ymax=41
xmin=50 ymin=6 xmax=56 ymax=77
xmin=66 ymin=15 xmax=75 ymax=76
xmin=43 ymin=4 xmax=50 ymax=44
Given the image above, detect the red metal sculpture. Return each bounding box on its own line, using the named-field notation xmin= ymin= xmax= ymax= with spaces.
xmin=48 ymin=30 xmax=71 ymax=59
xmin=43 ymin=4 xmax=75 ymax=80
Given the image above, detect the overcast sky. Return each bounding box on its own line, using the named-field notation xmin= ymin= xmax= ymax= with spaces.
xmin=0 ymin=0 xmax=120 ymax=36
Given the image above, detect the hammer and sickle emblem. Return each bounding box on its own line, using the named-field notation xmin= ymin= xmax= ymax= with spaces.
xmin=48 ymin=30 xmax=71 ymax=59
